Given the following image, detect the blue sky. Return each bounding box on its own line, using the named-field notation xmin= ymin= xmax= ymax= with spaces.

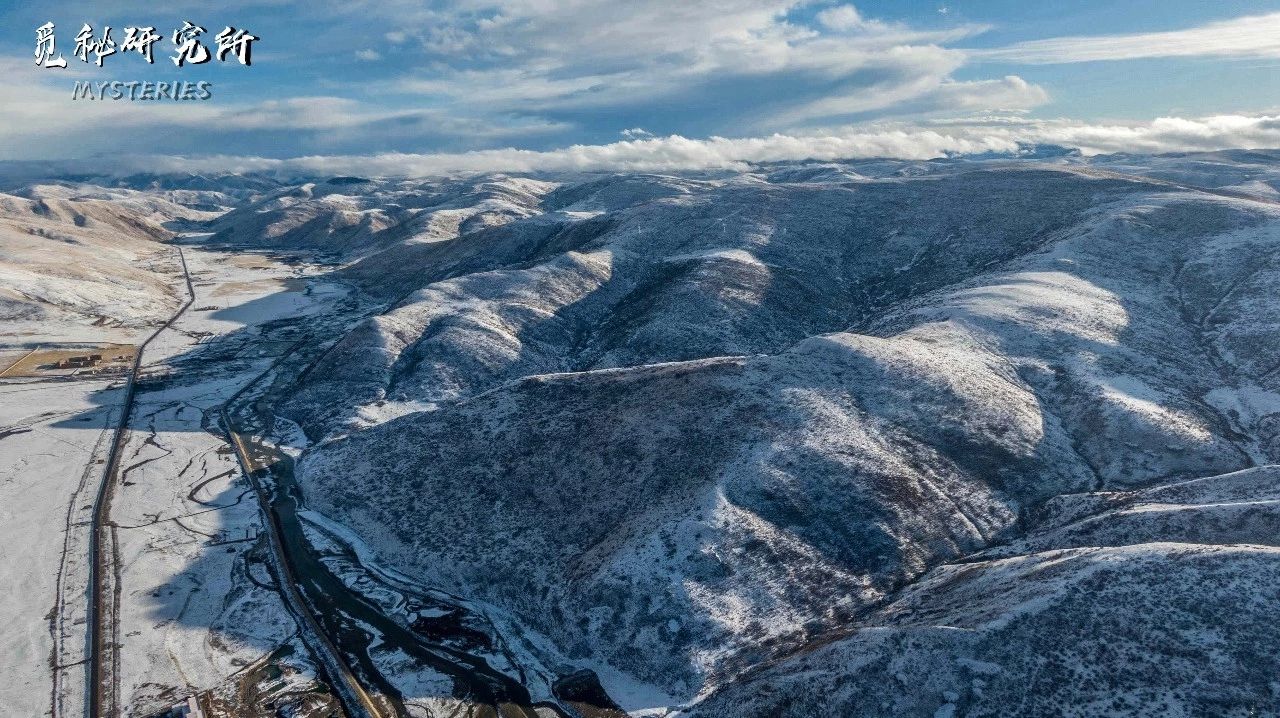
xmin=1 ymin=0 xmax=1278 ymax=171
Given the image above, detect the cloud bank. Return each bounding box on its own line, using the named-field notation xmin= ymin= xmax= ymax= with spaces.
xmin=0 ymin=4 xmax=1273 ymax=162
xmin=20 ymin=114 xmax=1276 ymax=179
xmin=0 ymin=2 xmax=1049 ymax=159
xmin=977 ymin=12 xmax=1280 ymax=64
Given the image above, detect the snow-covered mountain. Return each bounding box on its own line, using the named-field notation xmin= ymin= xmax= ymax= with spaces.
xmin=688 ymin=468 xmax=1280 ymax=717
xmin=281 ymin=156 xmax=1280 ymax=712
xmin=4 ymin=151 xmax=1279 ymax=716
xmin=207 ymin=175 xmax=555 ymax=258
xmin=0 ymin=184 xmax=202 ymax=339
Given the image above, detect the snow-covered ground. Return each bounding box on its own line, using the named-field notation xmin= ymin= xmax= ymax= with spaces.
xmin=289 ymin=162 xmax=1280 ymax=713
xmin=0 ymin=233 xmax=355 ymax=717
xmin=4 ymin=154 xmax=1280 ymax=717
xmin=0 ymin=187 xmax=204 ymax=343
xmin=0 ymin=379 xmax=125 ymax=718
xmin=108 ymin=373 xmax=291 ymax=715
xmin=105 ymin=246 xmax=350 ymax=716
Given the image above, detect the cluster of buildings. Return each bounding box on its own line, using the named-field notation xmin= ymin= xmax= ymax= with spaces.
xmin=45 ymin=351 xmax=132 ymax=376
xmin=55 ymin=353 xmax=105 ymax=369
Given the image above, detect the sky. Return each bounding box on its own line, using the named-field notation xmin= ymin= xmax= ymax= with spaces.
xmin=1 ymin=0 xmax=1278 ymax=173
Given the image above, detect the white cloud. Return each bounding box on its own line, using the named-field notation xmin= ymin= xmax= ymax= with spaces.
xmin=5 ymin=4 xmax=1275 ymax=164
xmin=37 ymin=114 xmax=1279 ymax=178
xmin=930 ymin=75 xmax=1050 ymax=111
xmin=767 ymin=53 xmax=1048 ymax=126
xmin=0 ymin=58 xmax=570 ymax=159
xmin=816 ymin=5 xmax=864 ymax=31
xmin=0 ymin=59 xmax=222 ymax=137
xmin=1012 ymin=114 xmax=1280 ymax=155
xmin=1 ymin=0 xmax=1028 ymax=153
xmin=978 ymin=12 xmax=1280 ymax=64
xmin=380 ymin=0 xmax=995 ymax=126
xmin=93 ymin=131 xmax=1023 ymax=176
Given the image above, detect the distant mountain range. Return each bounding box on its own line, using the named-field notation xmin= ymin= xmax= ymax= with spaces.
xmin=4 ymin=149 xmax=1280 ymax=716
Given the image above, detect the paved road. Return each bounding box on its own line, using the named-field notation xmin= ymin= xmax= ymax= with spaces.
xmin=86 ymin=248 xmax=194 ymax=718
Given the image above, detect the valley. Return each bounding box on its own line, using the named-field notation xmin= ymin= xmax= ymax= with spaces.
xmin=1 ymin=150 xmax=1279 ymax=717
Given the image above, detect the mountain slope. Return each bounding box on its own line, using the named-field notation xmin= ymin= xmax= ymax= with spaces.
xmin=688 ymin=467 xmax=1280 ymax=718
xmin=285 ymin=168 xmax=1161 ymax=438
xmin=0 ymin=186 xmax=207 ymax=339
xmin=290 ymin=159 xmax=1280 ymax=709
xmin=208 ymin=175 xmax=554 ymax=258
